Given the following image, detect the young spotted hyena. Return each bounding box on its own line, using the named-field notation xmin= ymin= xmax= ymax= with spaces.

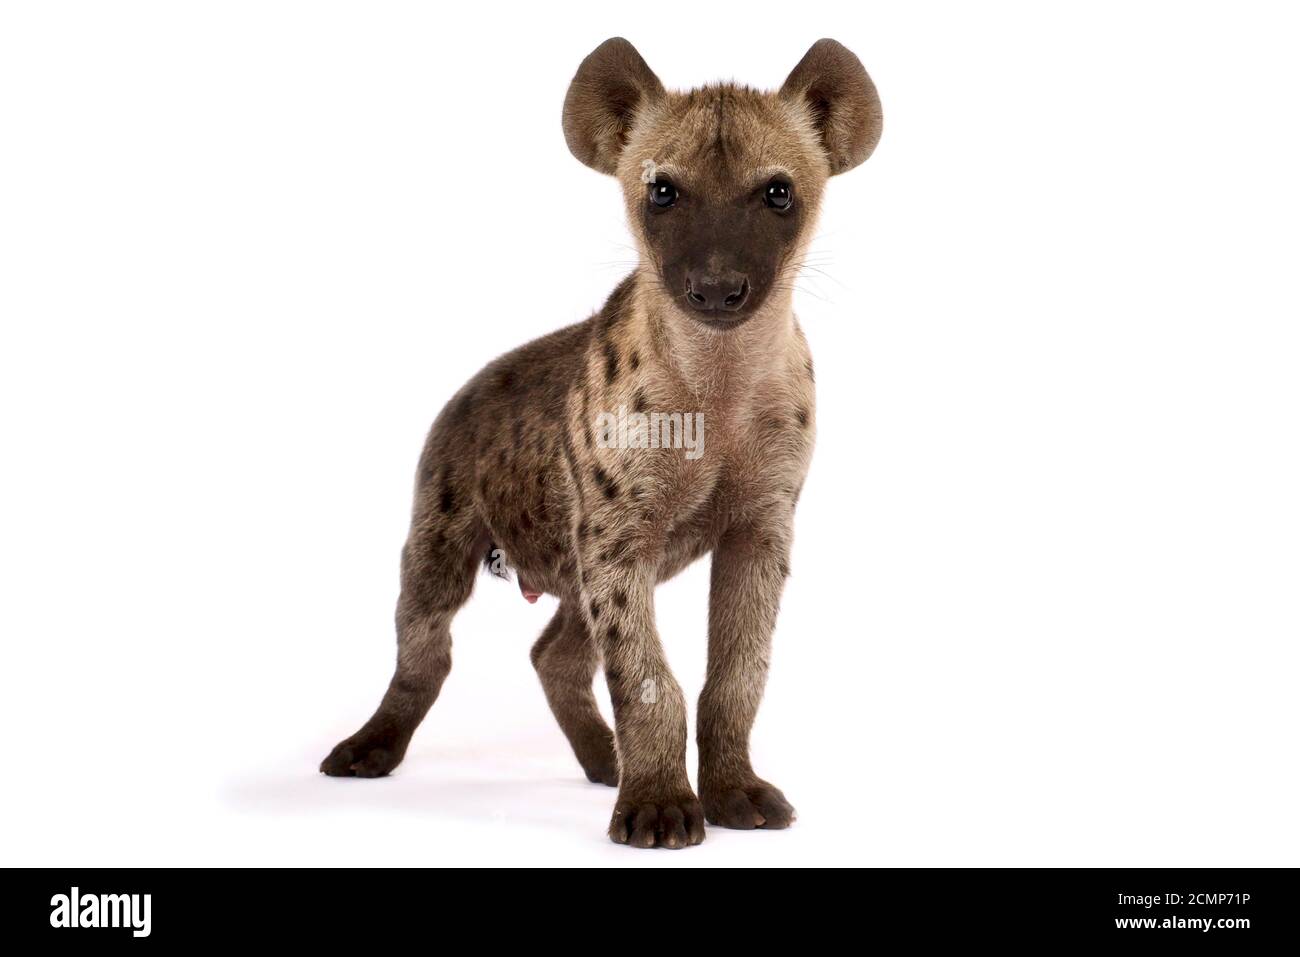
xmin=321 ymin=38 xmax=882 ymax=848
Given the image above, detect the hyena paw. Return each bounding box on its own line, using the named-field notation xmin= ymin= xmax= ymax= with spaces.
xmin=608 ymin=789 xmax=706 ymax=849
xmin=701 ymin=779 xmax=796 ymax=830
xmin=319 ymin=730 xmax=405 ymax=778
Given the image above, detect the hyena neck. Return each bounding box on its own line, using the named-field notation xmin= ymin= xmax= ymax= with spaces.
xmin=630 ymin=266 xmax=797 ymax=407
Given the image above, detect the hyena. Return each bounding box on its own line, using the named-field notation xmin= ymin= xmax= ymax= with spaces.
xmin=321 ymin=37 xmax=882 ymax=848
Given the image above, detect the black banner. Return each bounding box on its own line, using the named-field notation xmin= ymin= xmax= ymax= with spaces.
xmin=6 ymin=868 xmax=1295 ymax=946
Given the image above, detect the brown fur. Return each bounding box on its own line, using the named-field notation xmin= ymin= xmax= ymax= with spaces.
xmin=321 ymin=38 xmax=882 ymax=849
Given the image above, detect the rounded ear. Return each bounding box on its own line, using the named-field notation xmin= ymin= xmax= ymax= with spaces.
xmin=563 ymin=38 xmax=665 ymax=175
xmin=780 ymin=39 xmax=883 ymax=175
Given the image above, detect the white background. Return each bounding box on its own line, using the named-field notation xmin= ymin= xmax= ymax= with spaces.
xmin=2 ymin=2 xmax=1297 ymax=867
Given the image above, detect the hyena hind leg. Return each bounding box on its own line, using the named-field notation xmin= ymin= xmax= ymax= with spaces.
xmin=320 ymin=515 xmax=479 ymax=778
xmin=531 ymin=602 xmax=619 ymax=786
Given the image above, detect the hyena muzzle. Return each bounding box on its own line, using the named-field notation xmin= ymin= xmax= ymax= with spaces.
xmin=321 ymin=37 xmax=882 ymax=849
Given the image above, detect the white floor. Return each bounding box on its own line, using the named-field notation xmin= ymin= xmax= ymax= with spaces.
xmin=13 ymin=551 xmax=1299 ymax=867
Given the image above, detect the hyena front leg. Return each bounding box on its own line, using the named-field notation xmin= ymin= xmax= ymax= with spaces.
xmin=583 ymin=561 xmax=704 ymax=848
xmin=697 ymin=511 xmax=797 ymax=829
xmin=320 ymin=511 xmax=478 ymax=778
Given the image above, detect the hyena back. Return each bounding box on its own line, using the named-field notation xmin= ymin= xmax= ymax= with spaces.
xmin=321 ymin=38 xmax=882 ymax=849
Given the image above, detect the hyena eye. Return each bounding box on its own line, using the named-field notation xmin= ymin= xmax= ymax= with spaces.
xmin=649 ymin=181 xmax=678 ymax=208
xmin=764 ymin=181 xmax=794 ymax=210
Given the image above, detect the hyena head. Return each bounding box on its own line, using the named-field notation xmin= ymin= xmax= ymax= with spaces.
xmin=563 ymin=38 xmax=882 ymax=330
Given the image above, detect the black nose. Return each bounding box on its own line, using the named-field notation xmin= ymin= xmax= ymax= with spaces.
xmin=685 ymin=271 xmax=749 ymax=312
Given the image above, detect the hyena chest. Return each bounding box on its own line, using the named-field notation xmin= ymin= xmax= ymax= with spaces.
xmin=652 ymin=434 xmax=807 ymax=581
xmin=491 ymin=391 xmax=809 ymax=601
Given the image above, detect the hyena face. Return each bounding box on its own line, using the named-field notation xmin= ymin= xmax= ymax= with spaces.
xmin=564 ymin=38 xmax=882 ymax=329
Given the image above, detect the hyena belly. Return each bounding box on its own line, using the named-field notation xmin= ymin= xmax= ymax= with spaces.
xmin=426 ymin=321 xmax=594 ymax=602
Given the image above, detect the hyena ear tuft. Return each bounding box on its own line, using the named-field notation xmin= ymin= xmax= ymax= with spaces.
xmin=563 ymin=38 xmax=665 ymax=175
xmin=780 ymin=39 xmax=882 ymax=175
